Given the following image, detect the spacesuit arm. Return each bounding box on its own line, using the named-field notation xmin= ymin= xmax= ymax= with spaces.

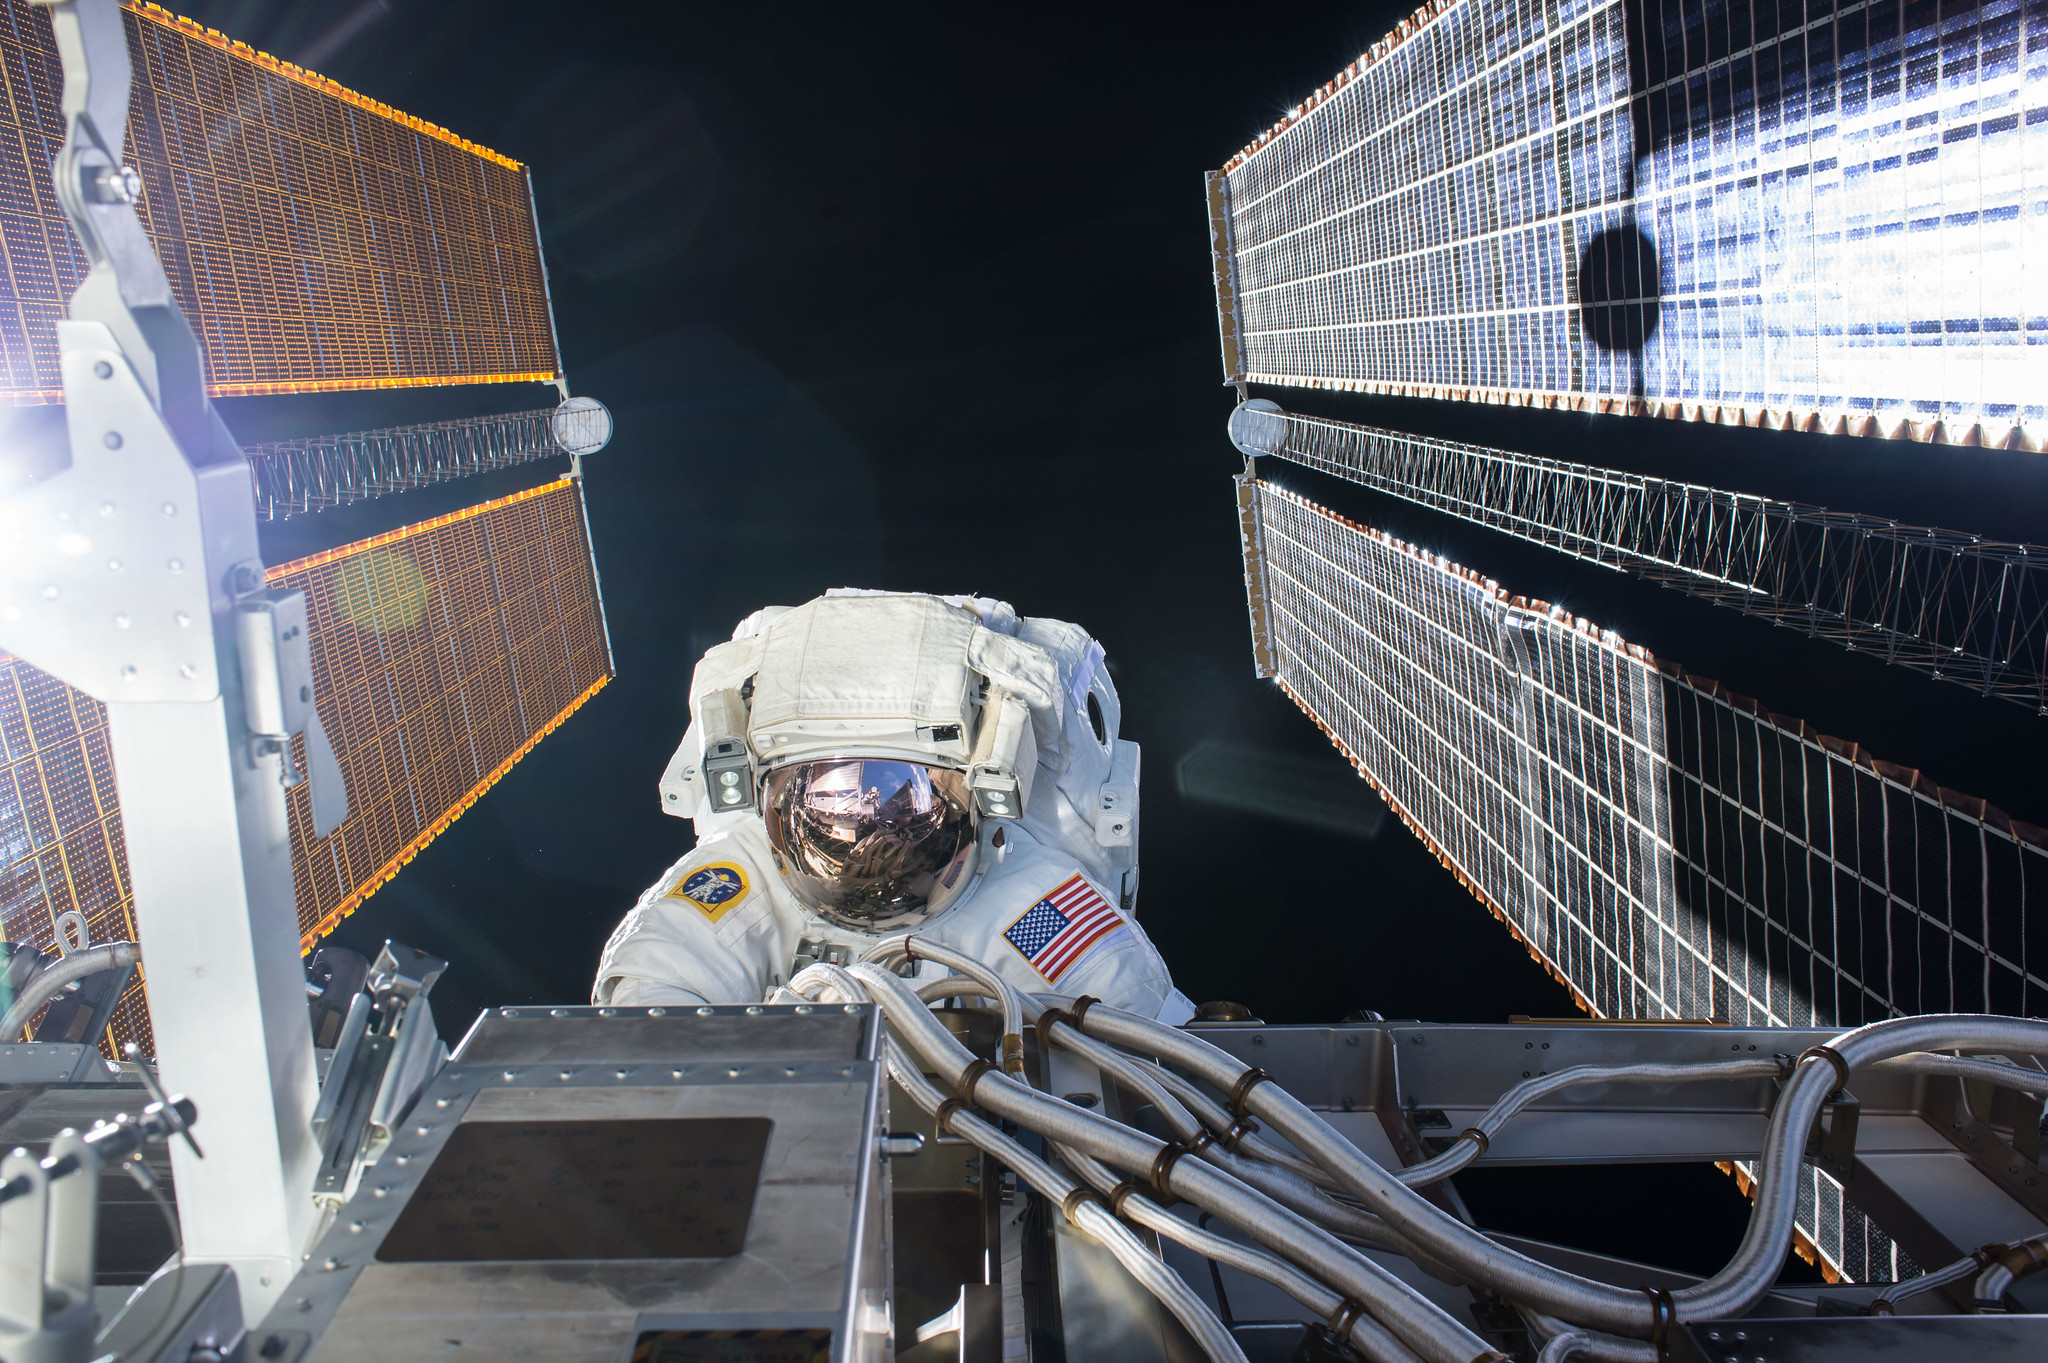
xmin=602 ymin=974 xmax=712 ymax=1008
xmin=591 ymin=895 xmax=773 ymax=1007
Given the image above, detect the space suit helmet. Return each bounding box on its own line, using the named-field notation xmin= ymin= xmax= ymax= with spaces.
xmin=763 ymin=758 xmax=978 ymax=932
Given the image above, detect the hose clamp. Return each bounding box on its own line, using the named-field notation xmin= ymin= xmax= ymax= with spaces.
xmin=1221 ymin=1115 xmax=1261 ymax=1151
xmin=1036 ymin=1006 xmax=1076 ymax=1045
xmin=1150 ymin=1141 xmax=1194 ymax=1199
xmin=932 ymin=1097 xmax=968 ymax=1133
xmin=1326 ymin=1299 xmax=1365 ymax=1340
xmin=1458 ymin=1127 xmax=1490 ymax=1158
xmin=957 ymin=1056 xmax=998 ymax=1100
xmin=1797 ymin=1044 xmax=1851 ymax=1095
xmin=1108 ymin=1180 xmax=1145 ymax=1216
xmin=1227 ymin=1067 xmax=1275 ymax=1117
xmin=1061 ymin=1186 xmax=1104 ymax=1225
xmin=1070 ymin=994 xmax=1102 ymax=1030
xmin=1642 ymin=1285 xmax=1675 ymax=1349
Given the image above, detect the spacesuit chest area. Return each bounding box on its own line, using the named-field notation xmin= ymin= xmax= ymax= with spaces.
xmin=793 ymin=826 xmax=1177 ymax=1020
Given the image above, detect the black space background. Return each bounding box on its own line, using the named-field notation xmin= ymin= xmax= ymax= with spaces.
xmin=139 ymin=0 xmax=2048 ymax=1282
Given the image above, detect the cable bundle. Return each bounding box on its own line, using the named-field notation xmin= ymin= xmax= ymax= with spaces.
xmin=772 ymin=938 xmax=2048 ymax=1363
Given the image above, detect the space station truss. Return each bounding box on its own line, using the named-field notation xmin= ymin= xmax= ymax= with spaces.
xmin=1238 ymin=475 xmax=2047 ymax=1279
xmin=1234 ymin=403 xmax=2048 ymax=714
xmin=246 ymin=407 xmax=582 ymax=520
xmin=0 ymin=478 xmax=612 ymax=1058
xmin=0 ymin=0 xmax=560 ymax=404
xmin=1209 ymin=0 xmax=2047 ymax=449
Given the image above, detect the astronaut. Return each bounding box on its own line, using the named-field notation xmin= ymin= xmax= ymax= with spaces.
xmin=593 ymin=590 xmax=1195 ymax=1023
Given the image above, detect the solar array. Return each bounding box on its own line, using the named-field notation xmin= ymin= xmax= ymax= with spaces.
xmin=1211 ymin=0 xmax=2047 ymax=447
xmin=0 ymin=649 xmax=143 ymax=1050
xmin=1234 ymin=402 xmax=2048 ymax=712
xmin=0 ymin=0 xmax=560 ymax=405
xmin=0 ymin=478 xmax=611 ymax=1056
xmin=269 ymin=477 xmax=610 ymax=946
xmin=1238 ymin=475 xmax=2047 ymax=1276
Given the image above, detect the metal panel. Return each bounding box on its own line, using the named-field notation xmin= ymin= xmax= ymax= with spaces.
xmin=1234 ymin=403 xmax=2048 ymax=714
xmin=0 ymin=0 xmax=560 ymax=404
xmin=1672 ymin=1315 xmax=2048 ymax=1362
xmin=1213 ymin=0 xmax=2047 ymax=449
xmin=254 ymin=1005 xmax=891 ymax=1363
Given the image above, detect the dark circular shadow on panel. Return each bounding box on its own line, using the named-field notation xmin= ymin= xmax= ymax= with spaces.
xmin=1575 ymin=225 xmax=1662 ymax=353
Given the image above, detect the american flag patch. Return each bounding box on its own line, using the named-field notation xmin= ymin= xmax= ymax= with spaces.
xmin=1002 ymin=874 xmax=1123 ymax=984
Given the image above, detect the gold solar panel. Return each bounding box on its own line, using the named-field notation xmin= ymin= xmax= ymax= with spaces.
xmin=271 ymin=477 xmax=610 ymax=945
xmin=0 ymin=478 xmax=611 ymax=1056
xmin=0 ymin=655 xmax=143 ymax=1049
xmin=0 ymin=0 xmax=560 ymax=404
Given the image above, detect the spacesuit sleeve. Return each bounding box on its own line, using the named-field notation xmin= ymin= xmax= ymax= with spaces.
xmin=591 ymin=853 xmax=778 ymax=1006
xmin=1049 ymin=921 xmax=1183 ymax=1022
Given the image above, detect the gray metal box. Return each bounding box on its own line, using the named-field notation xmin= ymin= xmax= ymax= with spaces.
xmin=255 ymin=1003 xmax=892 ymax=1363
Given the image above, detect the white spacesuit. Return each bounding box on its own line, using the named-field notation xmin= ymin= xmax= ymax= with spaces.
xmin=593 ymin=590 xmax=1195 ymax=1023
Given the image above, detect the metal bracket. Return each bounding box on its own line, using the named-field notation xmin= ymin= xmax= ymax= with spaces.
xmin=2015 ymin=1091 xmax=2045 ymax=1171
xmin=1807 ymin=1091 xmax=1862 ymax=1183
xmin=0 ymin=1135 xmax=96 ymax=1360
xmin=367 ymin=942 xmax=447 ymax=1012
xmin=309 ymin=943 xmax=447 ymax=1201
xmin=0 ymin=326 xmax=219 ymax=700
xmin=309 ymin=992 xmax=385 ymax=1200
xmin=234 ymin=586 xmax=348 ymax=836
xmin=36 ymin=0 xmax=233 ymax=463
xmin=1925 ymin=1079 xmax=2048 ymax=1217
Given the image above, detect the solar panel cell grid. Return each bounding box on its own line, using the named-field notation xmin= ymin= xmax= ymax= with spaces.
xmin=0 ymin=477 xmax=610 ymax=1059
xmin=272 ymin=478 xmax=610 ymax=944
xmin=1241 ymin=475 xmax=2047 ymax=1277
xmin=0 ymin=654 xmax=141 ymax=1051
xmin=1214 ymin=0 xmax=2047 ymax=447
xmin=0 ymin=0 xmax=559 ymax=405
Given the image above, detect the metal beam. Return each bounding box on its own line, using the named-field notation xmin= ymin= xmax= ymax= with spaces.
xmin=4 ymin=0 xmax=320 ymax=1322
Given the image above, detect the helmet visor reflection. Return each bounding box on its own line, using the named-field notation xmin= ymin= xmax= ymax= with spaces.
xmin=763 ymin=760 xmax=976 ymax=931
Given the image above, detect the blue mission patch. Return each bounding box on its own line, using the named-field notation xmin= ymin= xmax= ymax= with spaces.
xmin=679 ymin=865 xmax=746 ymax=907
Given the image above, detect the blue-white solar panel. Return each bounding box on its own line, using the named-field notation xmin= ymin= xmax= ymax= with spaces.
xmin=1239 ymin=475 xmax=2048 ymax=1279
xmin=1213 ymin=0 xmax=2046 ymax=448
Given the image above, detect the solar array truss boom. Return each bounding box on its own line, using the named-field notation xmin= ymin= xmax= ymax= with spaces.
xmin=1230 ymin=402 xmax=2048 ymax=714
xmin=244 ymin=403 xmax=613 ymax=520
